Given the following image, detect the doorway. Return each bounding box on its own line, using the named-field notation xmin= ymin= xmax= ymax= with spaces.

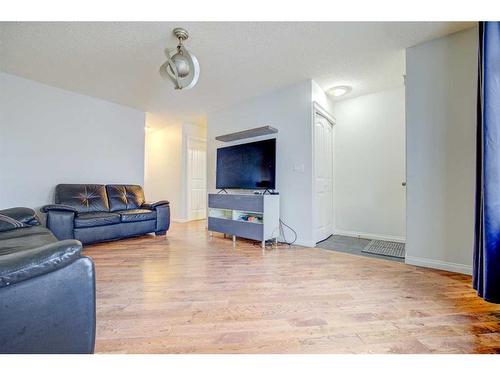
xmin=186 ymin=136 xmax=207 ymax=221
xmin=313 ymin=102 xmax=335 ymax=243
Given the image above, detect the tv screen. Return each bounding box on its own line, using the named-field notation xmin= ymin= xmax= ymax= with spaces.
xmin=216 ymin=139 xmax=276 ymax=189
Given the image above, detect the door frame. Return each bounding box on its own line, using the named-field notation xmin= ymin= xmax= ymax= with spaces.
xmin=311 ymin=101 xmax=336 ymax=244
xmin=183 ymin=134 xmax=207 ymax=222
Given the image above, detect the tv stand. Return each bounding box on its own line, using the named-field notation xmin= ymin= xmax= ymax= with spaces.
xmin=208 ymin=193 xmax=280 ymax=249
xmin=262 ymin=189 xmax=276 ymax=195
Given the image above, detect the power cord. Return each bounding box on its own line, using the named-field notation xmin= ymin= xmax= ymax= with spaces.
xmin=251 ymin=219 xmax=298 ymax=249
xmin=279 ymin=218 xmax=297 ymax=246
xmin=254 ymin=218 xmax=297 ymax=248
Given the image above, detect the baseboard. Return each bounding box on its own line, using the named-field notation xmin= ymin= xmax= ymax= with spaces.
xmin=173 ymin=218 xmax=209 ymax=223
xmin=172 ymin=218 xmax=189 ymax=223
xmin=294 ymin=239 xmax=316 ymax=248
xmin=405 ymin=255 xmax=472 ymax=275
xmin=333 ymin=229 xmax=405 ymax=243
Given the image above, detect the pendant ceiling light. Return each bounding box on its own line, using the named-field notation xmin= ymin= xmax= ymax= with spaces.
xmin=159 ymin=28 xmax=200 ymax=90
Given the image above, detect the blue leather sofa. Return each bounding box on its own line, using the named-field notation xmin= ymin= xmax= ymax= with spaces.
xmin=0 ymin=207 xmax=95 ymax=353
xmin=41 ymin=184 xmax=170 ymax=245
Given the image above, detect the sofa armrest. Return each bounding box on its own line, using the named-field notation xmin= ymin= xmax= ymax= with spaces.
xmin=0 ymin=239 xmax=82 ymax=287
xmin=0 ymin=207 xmax=40 ymax=226
xmin=45 ymin=210 xmax=75 ymax=240
xmin=154 ymin=204 xmax=170 ymax=234
xmin=141 ymin=200 xmax=169 ymax=210
xmin=0 ymin=254 xmax=95 ymax=353
xmin=40 ymin=204 xmax=78 ymax=213
xmin=141 ymin=201 xmax=170 ymax=234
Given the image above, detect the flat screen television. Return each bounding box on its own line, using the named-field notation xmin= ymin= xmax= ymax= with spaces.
xmin=216 ymin=138 xmax=276 ymax=190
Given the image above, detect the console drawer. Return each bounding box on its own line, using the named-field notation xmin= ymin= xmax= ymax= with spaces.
xmin=208 ymin=194 xmax=263 ymax=212
xmin=208 ymin=217 xmax=263 ymax=241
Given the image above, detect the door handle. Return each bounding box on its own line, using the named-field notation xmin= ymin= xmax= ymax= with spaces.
xmin=402 ymin=182 xmax=406 ymax=187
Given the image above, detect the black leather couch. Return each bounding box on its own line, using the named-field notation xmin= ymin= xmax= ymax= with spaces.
xmin=0 ymin=207 xmax=95 ymax=354
xmin=41 ymin=184 xmax=170 ymax=245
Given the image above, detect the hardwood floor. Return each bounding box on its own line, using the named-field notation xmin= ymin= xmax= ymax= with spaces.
xmin=84 ymin=220 xmax=500 ymax=354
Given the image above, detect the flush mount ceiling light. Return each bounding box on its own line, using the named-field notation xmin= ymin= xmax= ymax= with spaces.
xmin=327 ymin=85 xmax=352 ymax=97
xmin=159 ymin=28 xmax=200 ymax=90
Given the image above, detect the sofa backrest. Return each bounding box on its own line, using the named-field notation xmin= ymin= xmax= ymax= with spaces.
xmin=106 ymin=185 xmax=145 ymax=212
xmin=55 ymin=184 xmax=110 ymax=213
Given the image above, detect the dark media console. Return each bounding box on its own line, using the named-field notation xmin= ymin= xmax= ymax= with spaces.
xmin=207 ymin=193 xmax=280 ymax=249
xmin=213 ymin=137 xmax=278 ymax=247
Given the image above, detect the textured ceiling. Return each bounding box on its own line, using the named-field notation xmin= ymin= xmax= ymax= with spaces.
xmin=0 ymin=22 xmax=475 ymax=123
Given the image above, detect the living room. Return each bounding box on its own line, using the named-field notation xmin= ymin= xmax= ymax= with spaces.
xmin=1 ymin=1 xmax=500 ymax=372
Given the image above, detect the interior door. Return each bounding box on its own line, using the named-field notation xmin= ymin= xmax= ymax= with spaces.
xmin=187 ymin=137 xmax=207 ymax=221
xmin=314 ymin=114 xmax=334 ymax=242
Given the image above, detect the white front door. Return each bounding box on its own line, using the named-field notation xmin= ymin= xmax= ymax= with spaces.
xmin=314 ymin=114 xmax=334 ymax=243
xmin=187 ymin=137 xmax=207 ymax=221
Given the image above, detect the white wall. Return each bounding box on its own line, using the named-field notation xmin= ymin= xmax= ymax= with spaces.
xmin=144 ymin=115 xmax=183 ymax=220
xmin=333 ymin=87 xmax=406 ymax=241
xmin=144 ymin=114 xmax=206 ymax=222
xmin=405 ymin=27 xmax=477 ymax=274
xmin=207 ymin=80 xmax=315 ymax=246
xmin=0 ymin=72 xmax=145 ymax=210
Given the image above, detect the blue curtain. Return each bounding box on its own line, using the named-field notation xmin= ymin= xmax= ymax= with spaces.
xmin=474 ymin=22 xmax=500 ymax=303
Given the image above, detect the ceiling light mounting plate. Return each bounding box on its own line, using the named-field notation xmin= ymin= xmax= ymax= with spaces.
xmin=173 ymin=27 xmax=189 ymax=41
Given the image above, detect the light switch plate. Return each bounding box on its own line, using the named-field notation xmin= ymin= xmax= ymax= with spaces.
xmin=293 ymin=163 xmax=305 ymax=172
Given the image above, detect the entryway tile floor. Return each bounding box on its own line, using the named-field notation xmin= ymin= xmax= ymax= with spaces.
xmin=315 ymin=235 xmax=404 ymax=263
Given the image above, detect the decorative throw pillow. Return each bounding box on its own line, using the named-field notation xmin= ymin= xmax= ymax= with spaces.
xmin=0 ymin=213 xmax=25 ymax=232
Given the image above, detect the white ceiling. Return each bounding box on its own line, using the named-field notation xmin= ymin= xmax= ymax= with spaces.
xmin=0 ymin=22 xmax=474 ymax=124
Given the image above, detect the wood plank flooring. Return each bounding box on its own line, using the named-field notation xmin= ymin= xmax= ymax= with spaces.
xmin=83 ymin=220 xmax=500 ymax=354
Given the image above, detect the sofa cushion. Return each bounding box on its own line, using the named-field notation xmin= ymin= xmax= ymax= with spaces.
xmin=56 ymin=184 xmax=109 ymax=213
xmin=117 ymin=209 xmax=156 ymax=223
xmin=74 ymin=212 xmax=120 ymax=228
xmin=106 ymin=185 xmax=145 ymax=211
xmin=0 ymin=226 xmax=57 ymax=256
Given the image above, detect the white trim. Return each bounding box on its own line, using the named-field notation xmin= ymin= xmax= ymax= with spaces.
xmin=172 ymin=218 xmax=190 ymax=223
xmin=313 ymin=101 xmax=336 ymax=125
xmin=405 ymin=255 xmax=472 ymax=275
xmin=174 ymin=218 xmax=208 ymax=223
xmin=295 ymin=239 xmax=317 ymax=248
xmin=333 ymin=228 xmax=406 ymax=243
